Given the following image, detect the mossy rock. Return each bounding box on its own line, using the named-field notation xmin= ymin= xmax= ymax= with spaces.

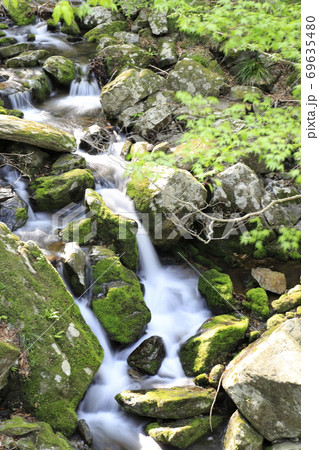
xmin=3 ymin=0 xmax=35 ymax=26
xmin=0 ymin=341 xmax=20 ymax=390
xmin=102 ymin=44 xmax=153 ymax=76
xmin=271 ymin=285 xmax=301 ymax=313
xmin=146 ymin=415 xmax=223 ymax=448
xmin=243 ymin=287 xmax=270 ymax=321
xmin=115 ymin=386 xmax=216 ymax=419
xmin=127 ymin=335 xmax=165 ymax=375
xmin=61 ymin=20 xmax=81 ymax=36
xmin=43 ymin=56 xmax=76 ymax=87
xmin=0 ymin=224 xmax=103 ymax=435
xmin=0 ymin=105 xmax=23 ymax=118
xmin=62 ymin=217 xmax=96 ymax=246
xmin=51 ymin=153 xmax=87 ymax=175
xmin=198 ymin=269 xmax=235 ymax=313
xmin=30 ymin=169 xmax=94 ymax=211
xmin=179 ymin=314 xmax=249 ymax=376
xmin=84 ymin=21 xmax=128 ymax=42
xmin=223 ymin=409 xmax=264 ymax=450
xmin=6 ymin=50 xmax=50 ymax=68
xmin=0 ymin=43 xmax=29 ymax=59
xmin=27 ymin=73 xmax=51 ymax=104
xmin=0 ymin=37 xmax=17 ymax=45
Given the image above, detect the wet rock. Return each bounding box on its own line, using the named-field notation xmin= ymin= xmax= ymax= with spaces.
xmin=0 ymin=43 xmax=29 ymax=60
xmin=0 ymin=224 xmax=103 ymax=435
xmin=6 ymin=50 xmax=49 ymax=68
xmin=0 ymin=342 xmax=20 ymax=391
xmin=223 ymin=410 xmax=264 ymax=450
xmin=127 ymin=336 xmax=166 ymax=375
xmin=2 ymin=0 xmax=35 ymax=26
xmin=146 ymin=416 xmax=223 ymax=448
xmin=84 ymin=21 xmax=128 ymax=42
xmin=28 ymin=72 xmax=52 ymax=104
xmin=0 ymin=116 xmax=76 ymax=152
xmin=62 ymin=217 xmax=97 ymax=246
xmin=100 ymin=68 xmax=165 ymax=118
xmin=90 ymin=246 xmax=151 ymax=344
xmin=180 ymin=315 xmax=249 ymax=376
xmin=77 ymin=419 xmax=93 ymax=447
xmin=0 ymin=186 xmax=28 ymax=231
xmin=64 ymin=242 xmax=87 ymax=296
xmin=272 ymin=284 xmax=301 ymax=313
xmin=243 ymin=287 xmax=270 ymax=321
xmin=43 ymin=56 xmax=76 ymax=87
xmin=0 ymin=36 xmax=17 ymax=45
xmin=252 ymin=267 xmax=287 ymax=294
xmin=115 ymin=386 xmax=216 ymax=419
xmin=222 ymin=318 xmax=301 ymax=441
xmin=198 ymin=269 xmax=235 ymax=312
xmin=167 ymin=58 xmax=230 ymax=97
xmin=102 ymin=43 xmax=153 ymax=76
xmin=148 ymin=10 xmax=168 ymax=35
xmin=51 ymin=154 xmax=87 ymax=175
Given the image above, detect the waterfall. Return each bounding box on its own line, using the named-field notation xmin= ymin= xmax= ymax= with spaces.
xmin=8 ymin=90 xmax=33 ymax=111
xmin=69 ymin=66 xmax=100 ymax=97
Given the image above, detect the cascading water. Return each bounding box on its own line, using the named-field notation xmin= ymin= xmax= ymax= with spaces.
xmin=7 ymin=90 xmax=33 ymax=111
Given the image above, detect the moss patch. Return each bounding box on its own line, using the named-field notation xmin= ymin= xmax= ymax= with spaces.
xmin=243 ymin=287 xmax=270 ymax=321
xmin=198 ymin=269 xmax=235 ymax=313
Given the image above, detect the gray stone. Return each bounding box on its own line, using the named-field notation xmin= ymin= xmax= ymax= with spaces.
xmin=82 ymin=6 xmax=121 ymax=30
xmin=77 ymin=419 xmax=93 ymax=446
xmin=6 ymin=50 xmax=49 ymax=68
xmin=127 ymin=336 xmax=166 ymax=375
xmin=229 ymin=85 xmax=264 ymax=102
xmin=252 ymin=267 xmax=287 ymax=294
xmin=113 ymin=31 xmax=139 ymax=44
xmin=148 ymin=10 xmax=168 ymax=35
xmin=63 ymin=242 xmax=86 ymax=296
xmin=223 ymin=410 xmax=263 ymax=450
xmin=0 ymin=43 xmax=29 ymax=60
xmin=102 ymin=43 xmax=152 ymax=76
xmin=133 ymin=104 xmax=172 ymax=138
xmin=272 ymin=285 xmax=301 ymax=313
xmin=43 ymin=56 xmax=76 ymax=87
xmin=0 ymin=187 xmax=28 ymax=231
xmin=158 ymin=39 xmax=177 ymax=67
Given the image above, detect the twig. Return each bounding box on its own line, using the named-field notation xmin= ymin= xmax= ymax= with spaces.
xmin=209 ymin=371 xmax=225 ymax=431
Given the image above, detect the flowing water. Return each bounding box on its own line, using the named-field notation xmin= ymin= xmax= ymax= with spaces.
xmin=2 ymin=24 xmax=217 ymax=449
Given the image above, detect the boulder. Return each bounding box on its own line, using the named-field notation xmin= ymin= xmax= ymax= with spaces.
xmin=269 ymin=443 xmax=301 ymax=450
xmin=198 ymin=269 xmax=235 ymax=312
xmin=0 ymin=341 xmax=20 ymax=391
xmin=146 ymin=416 xmax=223 ymax=449
xmin=27 ymin=72 xmax=52 ymax=104
xmin=133 ymin=104 xmax=172 ymax=138
xmin=0 ymin=116 xmax=76 ymax=153
xmin=222 ymin=318 xmax=301 ymax=441
xmin=102 ymin=44 xmax=152 ymax=76
xmin=100 ymin=68 xmax=165 ymax=118
xmin=272 ymin=285 xmax=301 ymax=313
xmin=30 ymin=169 xmax=94 ymax=211
xmin=0 ymin=37 xmax=17 ymax=45
xmin=131 ymin=9 xmax=149 ymax=32
xmin=90 ymin=246 xmax=151 ymax=344
xmin=223 ymin=410 xmax=263 ymax=450
xmin=114 ymin=31 xmax=140 ymax=45
xmin=0 ymin=43 xmax=29 ymax=60
xmin=126 ymin=165 xmax=207 ymax=245
xmin=158 ymin=39 xmax=177 ymax=67
xmin=127 ymin=336 xmax=166 ymax=375
xmin=2 ymin=0 xmax=35 ymax=26
xmin=77 ymin=419 xmax=93 ymax=446
xmin=51 ymin=153 xmax=87 ymax=175
xmin=3 ymin=144 xmax=49 ymax=180
xmin=148 ymin=10 xmax=168 ymax=35
xmin=63 ymin=242 xmax=87 ymax=296
xmin=0 ymin=186 xmax=28 ymax=231
xmin=115 ymin=386 xmax=216 ymax=419
xmin=229 ymin=85 xmax=264 ymax=102
xmin=243 ymin=287 xmax=269 ymax=321
xmin=96 ymin=36 xmax=119 ymax=52
xmin=180 ymin=315 xmax=249 ymax=376
xmin=6 ymin=50 xmax=49 ymax=68
xmin=43 ymin=56 xmax=76 ymax=87
xmin=167 ymin=58 xmax=230 ymax=97
xmin=84 ymin=21 xmax=128 ymax=42
xmin=0 ymin=224 xmax=103 ymax=435
xmin=62 ymin=217 xmax=96 ymax=246
xmin=252 ymin=267 xmax=287 ymax=294
xmin=61 ymin=20 xmax=81 ymax=36
xmin=85 ymin=189 xmax=138 ymax=270
xmin=266 ymin=314 xmax=287 ymax=330
xmin=82 ymin=6 xmax=122 ymax=30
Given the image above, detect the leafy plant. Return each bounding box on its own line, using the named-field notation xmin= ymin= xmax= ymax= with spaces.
xmin=240 ymin=218 xmax=272 ymax=252
xmin=277 ymin=227 xmax=301 ymax=252
xmin=54 ymin=330 xmax=65 ymax=339
xmin=52 ymin=0 xmax=117 ymax=26
xmin=45 ymin=309 xmax=60 ymax=320
xmin=232 ymin=54 xmax=272 ymax=85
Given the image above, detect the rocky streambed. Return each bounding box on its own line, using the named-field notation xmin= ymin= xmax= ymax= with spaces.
xmin=0 ymin=2 xmax=300 ymax=450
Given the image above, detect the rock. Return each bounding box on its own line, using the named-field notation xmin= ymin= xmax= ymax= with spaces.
xmin=100 ymin=68 xmax=165 ymax=118
xmin=102 ymin=43 xmax=153 ymax=76
xmin=62 ymin=217 xmax=96 ymax=246
xmin=43 ymin=56 xmax=76 ymax=87
xmin=90 ymin=246 xmax=151 ymax=344
xmin=84 ymin=21 xmax=128 ymax=42
xmin=0 ymin=105 xmax=23 ymax=118
xmin=126 ymin=165 xmax=207 ymax=245
xmin=2 ymin=0 xmax=35 ymax=26
xmin=223 ymin=410 xmax=264 ymax=450
xmin=167 ymin=58 xmax=230 ymax=97
xmin=208 ymin=364 xmax=225 ymax=388
xmin=222 ymin=318 xmax=301 ymax=442
xmin=0 ymin=43 xmax=29 ymax=60
xmin=133 ymin=104 xmax=172 ymax=138
xmin=272 ymin=285 xmax=301 ymax=313
xmin=63 ymin=242 xmax=86 ymax=296
xmin=30 ymin=169 xmax=94 ymax=211
xmin=0 ymin=341 xmax=20 ymax=391
xmin=61 ymin=20 xmax=81 ymax=37
xmin=27 ymin=72 xmax=51 ymax=104
xmin=82 ymin=6 xmax=123 ymax=30
xmin=85 ymin=189 xmax=138 ymax=270
xmin=77 ymin=419 xmax=93 ymax=446
xmin=114 ymin=31 xmax=140 ymax=44
xmin=0 ymin=36 xmax=17 ymax=45
xmin=4 ymin=144 xmax=49 ymax=180
xmin=0 ymin=116 xmax=76 ymax=153
xmin=266 ymin=313 xmax=286 ymax=330
xmin=252 ymin=267 xmax=287 ymax=294
xmin=51 ymin=154 xmax=87 ymax=175
xmin=243 ymin=288 xmax=269 ymax=321
xmin=148 ymin=10 xmax=168 ymax=35
xmin=0 ymin=416 xmax=41 ymax=436
xmin=127 ymin=336 xmax=166 ymax=375
xmin=0 ymin=186 xmax=28 ymax=231
xmin=115 ymin=386 xmax=216 ymax=419
xmin=180 ymin=315 xmax=249 ymax=376
xmin=146 ymin=415 xmax=223 ymax=449
xmin=198 ymin=269 xmax=235 ymax=312
xmin=0 ymin=224 xmax=103 ymax=435
xmin=6 ymin=50 xmax=49 ymax=68
xmin=158 ymin=39 xmax=177 ymax=67
xmin=229 ymin=85 xmax=264 ymax=102
xmin=80 ymin=124 xmax=113 ymax=153
xmin=269 ymin=442 xmax=301 ymax=450
xmin=96 ymin=36 xmax=119 ymax=52
xmin=131 ymin=9 xmax=149 ymax=32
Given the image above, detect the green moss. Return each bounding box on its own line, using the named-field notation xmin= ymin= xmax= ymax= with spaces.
xmin=0 ymin=37 xmax=17 ymax=45
xmin=4 ymin=0 xmax=35 ymax=26
xmin=43 ymin=56 xmax=76 ymax=87
xmin=61 ymin=20 xmax=80 ymax=36
xmin=84 ymin=21 xmax=128 ymax=42
xmin=198 ymin=269 xmax=235 ymax=312
xmin=180 ymin=315 xmax=249 ymax=376
xmin=6 ymin=50 xmax=50 ymax=68
xmin=15 ymin=207 xmax=28 ymax=223
xmin=62 ymin=218 xmax=95 ymax=245
xmin=243 ymin=287 xmax=269 ymax=321
xmin=271 ymin=285 xmax=301 ymax=313
xmin=0 ymin=341 xmax=20 ymax=390
xmin=51 ymin=154 xmax=86 ymax=175
xmin=0 ymin=106 xmax=23 ymax=118
xmin=0 ymin=24 xmax=9 ymax=29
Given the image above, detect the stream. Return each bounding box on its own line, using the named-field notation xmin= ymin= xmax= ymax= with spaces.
xmin=2 ymin=21 xmax=218 ymax=450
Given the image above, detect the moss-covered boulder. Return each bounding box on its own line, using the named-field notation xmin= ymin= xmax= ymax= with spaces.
xmin=100 ymin=68 xmax=165 ymax=118
xmin=62 ymin=217 xmax=96 ymax=246
xmin=0 ymin=36 xmax=17 ymax=45
xmin=6 ymin=50 xmax=49 ymax=68
xmin=90 ymin=246 xmax=151 ymax=344
xmin=271 ymin=285 xmax=301 ymax=313
xmin=102 ymin=44 xmax=153 ymax=76
xmin=51 ymin=153 xmax=87 ymax=175
xmin=30 ymin=169 xmax=94 ymax=211
xmin=84 ymin=21 xmax=128 ymax=42
xmin=61 ymin=20 xmax=81 ymax=36
xmin=0 ymin=186 xmax=28 ymax=231
xmin=43 ymin=56 xmax=76 ymax=87
xmin=4 ymin=144 xmax=49 ymax=180
xmin=198 ymin=269 xmax=235 ymax=312
xmin=85 ymin=189 xmax=138 ymax=270
xmin=115 ymin=386 xmax=216 ymax=419
xmin=0 ymin=43 xmax=29 ymax=60
xmin=2 ymin=0 xmax=35 ymax=26
xmin=0 ymin=341 xmax=20 ymax=390
xmin=146 ymin=415 xmax=223 ymax=448
xmin=27 ymin=72 xmax=51 ymax=104
xmin=223 ymin=410 xmax=264 ymax=450
xmin=0 ymin=224 xmax=103 ymax=435
xmin=127 ymin=335 xmax=165 ymax=375
xmin=167 ymin=58 xmax=230 ymax=97
xmin=180 ymin=315 xmax=249 ymax=376
xmin=243 ymin=287 xmax=270 ymax=321
xmin=0 ymin=116 xmax=76 ymax=152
